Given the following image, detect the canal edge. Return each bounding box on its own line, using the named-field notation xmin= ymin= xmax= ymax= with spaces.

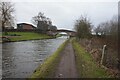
xmin=29 ymin=39 xmax=69 ymax=78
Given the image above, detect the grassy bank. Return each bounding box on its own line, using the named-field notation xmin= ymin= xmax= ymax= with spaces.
xmin=30 ymin=40 xmax=68 ymax=79
xmin=72 ymin=39 xmax=110 ymax=78
xmin=2 ymin=32 xmax=54 ymax=42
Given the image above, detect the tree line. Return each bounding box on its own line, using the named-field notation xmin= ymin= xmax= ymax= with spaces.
xmin=74 ymin=15 xmax=92 ymax=39
xmin=0 ymin=2 xmax=57 ymax=32
xmin=74 ymin=14 xmax=119 ymax=76
xmin=0 ymin=2 xmax=14 ymax=31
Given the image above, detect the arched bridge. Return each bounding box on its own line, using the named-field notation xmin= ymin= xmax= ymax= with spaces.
xmin=57 ymin=29 xmax=75 ymax=33
xmin=47 ymin=29 xmax=76 ymax=36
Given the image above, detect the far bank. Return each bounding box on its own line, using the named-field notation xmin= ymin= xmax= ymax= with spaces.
xmin=2 ymin=32 xmax=57 ymax=43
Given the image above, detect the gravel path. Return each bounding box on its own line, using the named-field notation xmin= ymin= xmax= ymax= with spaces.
xmin=55 ymin=41 xmax=78 ymax=78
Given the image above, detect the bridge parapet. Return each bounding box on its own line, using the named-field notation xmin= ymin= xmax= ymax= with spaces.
xmin=47 ymin=29 xmax=76 ymax=36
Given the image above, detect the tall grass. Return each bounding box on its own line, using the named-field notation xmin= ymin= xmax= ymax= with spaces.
xmin=72 ymin=39 xmax=111 ymax=78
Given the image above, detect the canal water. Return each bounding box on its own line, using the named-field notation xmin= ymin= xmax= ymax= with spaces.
xmin=2 ymin=36 xmax=67 ymax=78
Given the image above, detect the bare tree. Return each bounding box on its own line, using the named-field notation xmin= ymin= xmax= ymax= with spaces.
xmin=46 ymin=17 xmax=52 ymax=25
xmin=0 ymin=2 xmax=15 ymax=31
xmin=94 ymin=22 xmax=110 ymax=36
xmin=74 ymin=15 xmax=92 ymax=39
xmin=94 ymin=25 xmax=102 ymax=36
xmin=31 ymin=12 xmax=52 ymax=26
xmin=94 ymin=15 xmax=118 ymax=36
xmin=31 ymin=12 xmax=45 ymax=25
xmin=94 ymin=15 xmax=118 ymax=71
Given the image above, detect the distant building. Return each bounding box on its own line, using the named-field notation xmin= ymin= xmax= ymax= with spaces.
xmin=17 ymin=23 xmax=36 ymax=30
xmin=3 ymin=21 xmax=15 ymax=30
xmin=48 ymin=25 xmax=57 ymax=31
xmin=5 ymin=26 xmax=14 ymax=29
xmin=37 ymin=21 xmax=58 ymax=34
xmin=37 ymin=21 xmax=48 ymax=31
xmin=37 ymin=21 xmax=57 ymax=30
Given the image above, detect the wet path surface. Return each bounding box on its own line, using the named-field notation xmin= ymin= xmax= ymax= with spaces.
xmin=2 ymin=37 xmax=67 ymax=78
xmin=55 ymin=41 xmax=78 ymax=78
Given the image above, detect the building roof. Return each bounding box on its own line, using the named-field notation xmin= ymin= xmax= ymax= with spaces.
xmin=17 ymin=23 xmax=36 ymax=28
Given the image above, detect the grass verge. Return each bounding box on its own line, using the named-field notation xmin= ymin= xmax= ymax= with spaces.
xmin=2 ymin=32 xmax=54 ymax=42
xmin=72 ymin=39 xmax=111 ymax=78
xmin=29 ymin=39 xmax=68 ymax=79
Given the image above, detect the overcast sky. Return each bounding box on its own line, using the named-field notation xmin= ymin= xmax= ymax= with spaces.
xmin=5 ymin=0 xmax=119 ymax=30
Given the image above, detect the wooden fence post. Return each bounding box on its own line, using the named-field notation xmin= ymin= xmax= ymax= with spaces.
xmin=100 ymin=45 xmax=107 ymax=65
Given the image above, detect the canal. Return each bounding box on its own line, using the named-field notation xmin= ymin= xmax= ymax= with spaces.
xmin=2 ymin=36 xmax=67 ymax=78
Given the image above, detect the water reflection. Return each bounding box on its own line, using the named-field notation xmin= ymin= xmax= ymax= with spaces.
xmin=2 ymin=36 xmax=67 ymax=78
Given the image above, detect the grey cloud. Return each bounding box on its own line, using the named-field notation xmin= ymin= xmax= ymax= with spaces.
xmin=15 ymin=2 xmax=117 ymax=30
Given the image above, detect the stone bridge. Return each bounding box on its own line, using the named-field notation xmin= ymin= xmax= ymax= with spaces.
xmin=47 ymin=29 xmax=76 ymax=37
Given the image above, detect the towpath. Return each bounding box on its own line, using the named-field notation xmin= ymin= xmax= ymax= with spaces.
xmin=54 ymin=41 xmax=78 ymax=78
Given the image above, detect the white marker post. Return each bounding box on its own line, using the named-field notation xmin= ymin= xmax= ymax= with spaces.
xmin=100 ymin=45 xmax=107 ymax=65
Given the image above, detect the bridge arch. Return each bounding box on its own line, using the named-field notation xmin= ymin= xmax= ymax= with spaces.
xmin=47 ymin=29 xmax=76 ymax=37
xmin=57 ymin=29 xmax=76 ymax=37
